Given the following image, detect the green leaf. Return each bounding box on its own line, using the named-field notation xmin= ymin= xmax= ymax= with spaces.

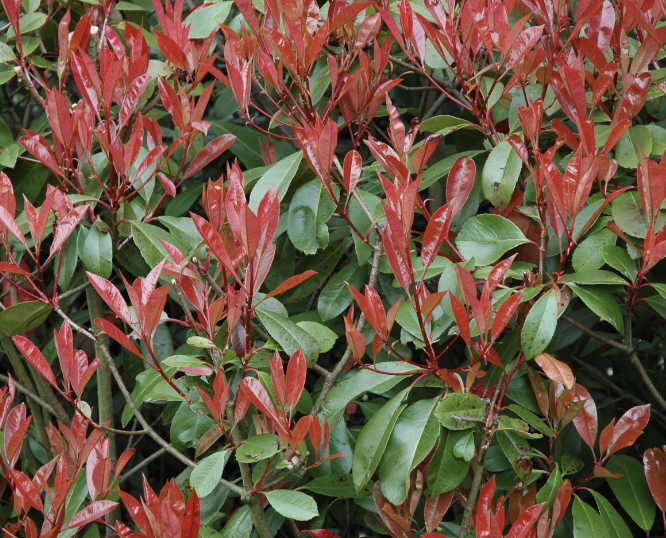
xmin=0 ymin=42 xmax=16 ymax=62
xmin=264 ymin=490 xmax=318 ymax=521
xmin=561 ymin=453 xmax=584 ymax=476
xmin=236 ymin=434 xmax=281 ymax=463
xmin=573 ymin=497 xmax=608 ymax=538
xmin=318 ymin=261 xmax=367 ymax=321
xmin=220 ymin=505 xmax=253 ymax=538
xmin=191 ymin=451 xmax=230 ymax=497
xmin=377 ymin=398 xmax=440 ymax=504
xmin=568 ymin=283 xmax=624 ymax=333
xmin=280 ymin=242 xmax=344 ymax=303
xmin=171 ymin=402 xmax=217 ymax=451
xmin=616 ymin=125 xmax=652 ymax=168
xmin=646 ymin=124 xmax=666 ymax=155
xmin=602 ymin=246 xmax=637 ymax=282
xmin=453 ymin=431 xmax=475 ymax=462
xmin=572 ymin=229 xmax=617 ymax=272
xmin=0 ymin=301 xmax=52 ymax=336
xmin=352 ymin=389 xmax=409 ymax=492
xmin=81 ymin=220 xmax=113 ymax=279
xmin=456 ymin=214 xmax=528 ymax=266
xmin=434 ymin=393 xmax=486 ymax=430
xmin=560 ymin=270 xmax=627 ymax=286
xmin=508 ymin=405 xmax=554 ymax=436
xmin=302 ymin=474 xmax=372 ymax=497
xmin=131 ymin=221 xmax=182 ymax=266
xmin=255 ymin=309 xmax=320 ymax=366
xmin=497 ymin=430 xmax=532 ymax=481
xmin=121 ymin=367 xmax=183 ymax=426
xmin=482 ymin=140 xmax=522 ymax=210
xmin=318 ymin=362 xmax=423 ymax=428
xmin=0 ymin=143 xmax=18 ymax=169
xmin=296 ymin=321 xmax=337 ymax=353
xmin=165 ymin=184 xmax=203 ymax=217
xmin=521 ymin=290 xmax=558 ymax=359
xmin=249 ymin=151 xmax=302 ymax=212
xmin=426 ymin=427 xmax=471 ymax=495
xmin=611 ymin=191 xmax=663 ymax=238
xmin=419 ymin=115 xmax=471 ymax=134
xmin=590 ymin=490 xmax=632 ymax=538
xmin=536 ymin=464 xmax=562 ymax=507
xmin=158 ymin=216 xmax=203 ymax=254
xmin=184 ymin=2 xmax=232 ymax=38
xmin=287 ymin=179 xmax=337 ymax=255
xmin=605 ymin=455 xmax=656 ymax=531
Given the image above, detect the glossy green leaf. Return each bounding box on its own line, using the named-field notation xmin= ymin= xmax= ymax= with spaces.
xmin=378 ymin=398 xmax=440 ymax=504
xmin=573 ymin=497 xmax=607 ymax=538
xmin=572 ymin=229 xmax=617 ymax=272
xmin=536 ymin=464 xmax=562 ymax=507
xmin=220 ymin=505 xmax=253 ymax=538
xmin=426 ymin=427 xmax=471 ymax=495
xmin=184 ymin=2 xmax=232 ymax=39
xmin=264 ymin=490 xmax=318 ymax=521
xmin=287 ymin=179 xmax=337 ymax=255
xmin=590 ymin=490 xmax=632 ymax=538
xmin=482 ymin=140 xmax=522 ymax=210
xmin=236 ymin=434 xmax=281 ymax=464
xmin=605 ymin=455 xmax=656 ymax=531
xmin=249 ymin=151 xmax=302 ymax=212
xmin=302 ymin=474 xmax=372 ymax=497
xmin=352 ymin=389 xmax=409 ymax=492
xmin=318 ymin=261 xmax=367 ymax=321
xmin=568 ymin=283 xmax=624 ymax=333
xmin=456 ymin=214 xmax=528 ymax=266
xmin=560 ymin=270 xmax=627 ymax=286
xmin=497 ymin=430 xmax=532 ymax=481
xmin=255 ymin=309 xmax=320 ymax=366
xmin=602 ymin=246 xmax=637 ymax=282
xmin=81 ymin=220 xmax=113 ymax=279
xmin=191 ymin=451 xmax=230 ymax=497
xmin=0 ymin=301 xmax=52 ymax=337
xmin=521 ymin=290 xmax=558 ymax=359
xmin=616 ymin=125 xmax=652 ymax=168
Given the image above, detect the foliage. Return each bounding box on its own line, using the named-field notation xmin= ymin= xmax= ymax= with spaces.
xmin=0 ymin=0 xmax=665 ymax=536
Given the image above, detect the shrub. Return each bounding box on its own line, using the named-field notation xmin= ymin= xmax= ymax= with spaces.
xmin=0 ymin=0 xmax=665 ymax=537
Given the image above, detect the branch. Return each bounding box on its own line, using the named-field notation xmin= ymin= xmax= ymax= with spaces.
xmin=561 ymin=314 xmax=627 ymax=352
xmin=15 ymin=67 xmax=45 ymax=110
xmin=624 ymin=310 xmax=666 ymax=413
xmin=311 ymin=233 xmax=383 ymax=416
xmin=0 ymin=372 xmax=55 ymax=414
xmin=118 ymin=448 xmax=167 ymax=484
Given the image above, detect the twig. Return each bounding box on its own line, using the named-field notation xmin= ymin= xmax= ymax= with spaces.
xmin=15 ymin=67 xmax=45 ymax=110
xmin=624 ymin=310 xmax=666 ymax=413
xmin=570 ymin=356 xmax=666 ymax=428
xmin=0 ymin=373 xmax=55 ymax=414
xmin=423 ymin=92 xmax=449 ymax=121
xmin=561 ymin=314 xmax=626 ymax=352
xmin=118 ymin=448 xmax=167 ymax=484
xmin=311 ymin=233 xmax=383 ymax=416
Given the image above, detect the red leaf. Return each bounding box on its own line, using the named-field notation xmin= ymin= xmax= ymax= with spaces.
xmin=0 ymin=205 xmax=27 ymax=247
xmin=424 ymin=491 xmax=454 ymax=532
xmin=534 ymin=353 xmax=574 ymax=390
xmin=305 ymin=531 xmax=342 ymax=538
xmin=449 ymin=294 xmax=471 ymax=345
xmin=611 ymin=72 xmax=652 ymax=128
xmin=505 ymin=26 xmax=544 ymax=71
xmin=572 ymin=385 xmax=598 ymax=450
xmin=286 ymin=349 xmax=307 ymax=412
xmin=507 ymin=502 xmax=545 ymax=538
xmin=330 ymin=2 xmax=371 ymax=32
xmin=9 ymin=469 xmax=43 ymax=511
xmin=45 ymin=89 xmax=72 ymax=147
xmin=134 ymin=146 xmax=166 ymax=187
xmin=343 ymin=150 xmax=363 ymax=196
xmin=183 ymin=135 xmax=236 ymax=179
xmin=0 ymin=262 xmax=31 ymax=275
xmin=154 ymin=32 xmax=188 ymax=70
xmin=181 ymin=488 xmax=201 ymax=538
xmin=191 ymin=213 xmax=238 ymax=278
xmin=119 ymin=73 xmax=150 ymax=129
xmin=4 ymin=404 xmax=30 ymax=466
xmin=95 ymin=318 xmax=143 ymax=358
xmin=643 ymin=447 xmax=666 ymax=512
xmin=608 ymin=404 xmax=650 ymax=455
xmin=447 ymin=156 xmax=476 ymax=216
xmin=491 ymin=291 xmax=523 ymax=341
xmin=421 ymin=204 xmax=453 ymax=271
xmin=50 ymin=205 xmax=88 ymax=257
xmin=86 ymin=272 xmax=132 ymax=325
xmin=240 ymin=377 xmax=278 ymax=421
xmin=12 ymin=336 xmax=58 ymax=389
xmin=67 ymin=500 xmax=118 ymax=528
xmin=264 ymin=271 xmax=317 ymax=299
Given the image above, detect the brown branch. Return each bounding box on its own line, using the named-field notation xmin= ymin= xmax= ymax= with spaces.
xmin=561 ymin=314 xmax=627 ymax=352
xmin=15 ymin=67 xmax=45 ymax=110
xmin=0 ymin=372 xmax=55 ymax=414
xmin=118 ymin=447 xmax=167 ymax=484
